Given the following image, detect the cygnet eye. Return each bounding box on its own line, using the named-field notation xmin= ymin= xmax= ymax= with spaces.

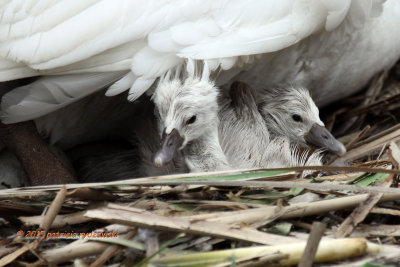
xmin=292 ymin=114 xmax=303 ymax=122
xmin=186 ymin=115 xmax=197 ymax=125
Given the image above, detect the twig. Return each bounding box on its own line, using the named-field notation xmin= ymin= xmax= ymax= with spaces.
xmin=185 ymin=193 xmax=400 ymax=224
xmin=298 ymin=222 xmax=326 ymax=267
xmin=334 ymin=192 xmax=384 ymax=238
xmin=3 ymin=166 xmax=400 ymax=198
xmin=213 ymin=252 xmax=288 ymax=267
xmin=41 ymin=224 xmax=136 ymax=264
xmin=0 ymin=245 xmax=31 ymax=267
xmin=313 ymin=172 xmax=363 ymax=182
xmin=346 ymin=125 xmax=371 ymax=150
xmin=43 ymin=239 xmax=112 ymax=265
xmin=370 ymin=207 xmax=400 ymax=216
xmin=388 ymin=142 xmax=400 ymax=187
xmin=352 ymin=124 xmax=400 ymax=148
xmin=89 ymin=230 xmax=137 ymax=267
xmin=20 ymin=211 xmax=89 ymax=228
xmin=39 ymin=185 xmax=67 ymax=232
xmin=151 ymin=238 xmax=379 ymax=266
xmin=335 ymin=128 xmax=400 ymax=162
xmin=350 ymin=224 xmax=400 ymax=237
xmin=85 ymin=203 xmax=299 ymax=245
xmin=112 ymin=179 xmax=400 ymax=195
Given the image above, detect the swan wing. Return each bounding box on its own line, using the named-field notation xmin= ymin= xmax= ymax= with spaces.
xmin=0 ymin=0 xmax=383 ymax=123
xmin=0 ymin=0 xmax=198 ymax=79
xmin=0 ymin=71 xmax=127 ymax=123
xmin=1 ymin=0 xmax=382 ymax=77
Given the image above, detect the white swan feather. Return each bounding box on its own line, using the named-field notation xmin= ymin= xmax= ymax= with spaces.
xmin=0 ymin=0 xmax=397 ymax=123
xmin=1 ymin=0 xmax=379 ymax=76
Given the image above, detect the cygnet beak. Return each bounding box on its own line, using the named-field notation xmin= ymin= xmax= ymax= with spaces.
xmin=153 ymin=128 xmax=184 ymax=167
xmin=305 ymin=124 xmax=346 ymax=156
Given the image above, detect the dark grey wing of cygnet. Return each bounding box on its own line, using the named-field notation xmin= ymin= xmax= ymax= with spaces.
xmin=67 ymin=96 xmax=186 ymax=183
xmin=69 ymin=140 xmax=144 ymax=183
xmin=229 ymin=81 xmax=259 ymax=119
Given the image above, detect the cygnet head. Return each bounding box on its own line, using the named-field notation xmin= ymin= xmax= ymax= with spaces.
xmin=260 ymin=87 xmax=346 ymax=156
xmin=152 ymin=63 xmax=219 ymax=167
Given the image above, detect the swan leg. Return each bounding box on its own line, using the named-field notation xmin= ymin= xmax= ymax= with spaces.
xmin=0 ymin=121 xmax=77 ymax=185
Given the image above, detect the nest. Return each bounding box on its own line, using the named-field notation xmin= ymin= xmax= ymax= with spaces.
xmin=1 ymin=62 xmax=400 ymax=267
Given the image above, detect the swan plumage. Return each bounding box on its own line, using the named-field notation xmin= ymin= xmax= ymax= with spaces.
xmin=2 ymin=0 xmax=399 ymax=123
xmin=1 ymin=72 xmax=127 ymax=123
xmin=0 ymin=1 xmax=354 ymax=72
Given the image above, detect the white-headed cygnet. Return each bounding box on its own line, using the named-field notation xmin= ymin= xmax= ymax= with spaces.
xmin=152 ymin=63 xmax=229 ymax=172
xmin=259 ymin=87 xmax=346 ymax=156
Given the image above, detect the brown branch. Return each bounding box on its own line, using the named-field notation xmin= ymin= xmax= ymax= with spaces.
xmin=298 ymin=222 xmax=326 ymax=267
